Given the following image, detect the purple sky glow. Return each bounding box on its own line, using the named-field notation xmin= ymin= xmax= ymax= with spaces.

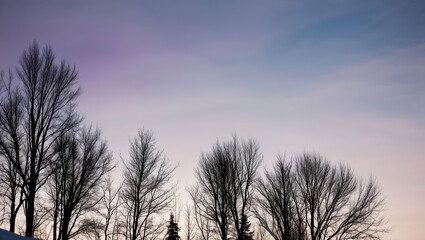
xmin=1 ymin=1 xmax=425 ymax=239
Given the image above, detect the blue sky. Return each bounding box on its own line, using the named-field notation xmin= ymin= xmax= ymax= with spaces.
xmin=1 ymin=1 xmax=425 ymax=239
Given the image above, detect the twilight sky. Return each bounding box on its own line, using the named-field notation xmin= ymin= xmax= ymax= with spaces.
xmin=1 ymin=1 xmax=424 ymax=239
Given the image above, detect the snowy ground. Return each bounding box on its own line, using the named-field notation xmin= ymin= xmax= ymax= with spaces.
xmin=0 ymin=229 xmax=42 ymax=240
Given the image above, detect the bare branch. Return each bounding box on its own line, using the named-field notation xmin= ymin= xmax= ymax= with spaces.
xmin=254 ymin=153 xmax=386 ymax=240
xmin=122 ymin=128 xmax=176 ymax=240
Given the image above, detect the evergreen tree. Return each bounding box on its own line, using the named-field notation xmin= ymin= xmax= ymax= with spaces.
xmin=166 ymin=213 xmax=180 ymax=240
xmin=241 ymin=214 xmax=254 ymax=240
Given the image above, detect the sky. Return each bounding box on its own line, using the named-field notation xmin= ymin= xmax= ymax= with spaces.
xmin=1 ymin=1 xmax=424 ymax=239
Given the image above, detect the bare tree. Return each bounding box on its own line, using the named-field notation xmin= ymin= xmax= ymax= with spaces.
xmin=191 ymin=141 xmax=231 ymax=240
xmin=122 ymin=129 xmax=176 ymax=240
xmin=110 ymin=199 xmax=127 ymax=240
xmin=100 ymin=176 xmax=122 ymax=240
xmin=0 ymin=70 xmax=25 ymax=233
xmin=255 ymin=153 xmax=386 ymax=240
xmin=189 ymin=186 xmax=214 ymax=240
xmin=47 ymin=126 xmax=113 ymax=240
xmin=254 ymin=157 xmax=304 ymax=240
xmin=191 ymin=136 xmax=261 ymax=240
xmin=226 ymin=137 xmax=261 ymax=240
xmin=0 ymin=42 xmax=83 ymax=237
xmin=182 ymin=205 xmax=196 ymax=240
xmin=32 ymin=198 xmax=51 ymax=240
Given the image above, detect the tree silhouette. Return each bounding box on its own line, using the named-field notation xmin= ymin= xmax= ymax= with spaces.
xmin=0 ymin=42 xmax=81 ymax=237
xmin=165 ymin=213 xmax=180 ymax=240
xmin=122 ymin=129 xmax=176 ymax=240
xmin=190 ymin=136 xmax=261 ymax=240
xmin=241 ymin=214 xmax=254 ymax=240
xmin=0 ymin=71 xmax=24 ymax=233
xmin=100 ymin=176 xmax=122 ymax=240
xmin=254 ymin=153 xmax=386 ymax=240
xmin=182 ymin=206 xmax=196 ymax=240
xmin=226 ymin=137 xmax=261 ymax=240
xmin=0 ymin=44 xmax=388 ymax=240
xmin=47 ymin=126 xmax=113 ymax=240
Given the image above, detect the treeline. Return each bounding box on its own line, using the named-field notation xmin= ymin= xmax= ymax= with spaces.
xmin=0 ymin=43 xmax=386 ymax=240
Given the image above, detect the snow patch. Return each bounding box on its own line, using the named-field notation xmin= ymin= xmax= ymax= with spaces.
xmin=0 ymin=229 xmax=43 ymax=240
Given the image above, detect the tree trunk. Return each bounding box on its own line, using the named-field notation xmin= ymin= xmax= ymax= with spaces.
xmin=25 ymin=190 xmax=35 ymax=237
xmin=220 ymin=224 xmax=227 ymax=240
xmin=9 ymin=211 xmax=16 ymax=233
xmin=61 ymin=210 xmax=71 ymax=240
xmin=25 ymin=143 xmax=37 ymax=237
xmin=131 ymin=215 xmax=138 ymax=240
xmin=9 ymin=188 xmax=16 ymax=233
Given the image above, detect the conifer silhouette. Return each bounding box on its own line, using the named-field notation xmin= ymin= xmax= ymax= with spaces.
xmin=165 ymin=213 xmax=180 ymax=240
xmin=241 ymin=214 xmax=254 ymax=240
